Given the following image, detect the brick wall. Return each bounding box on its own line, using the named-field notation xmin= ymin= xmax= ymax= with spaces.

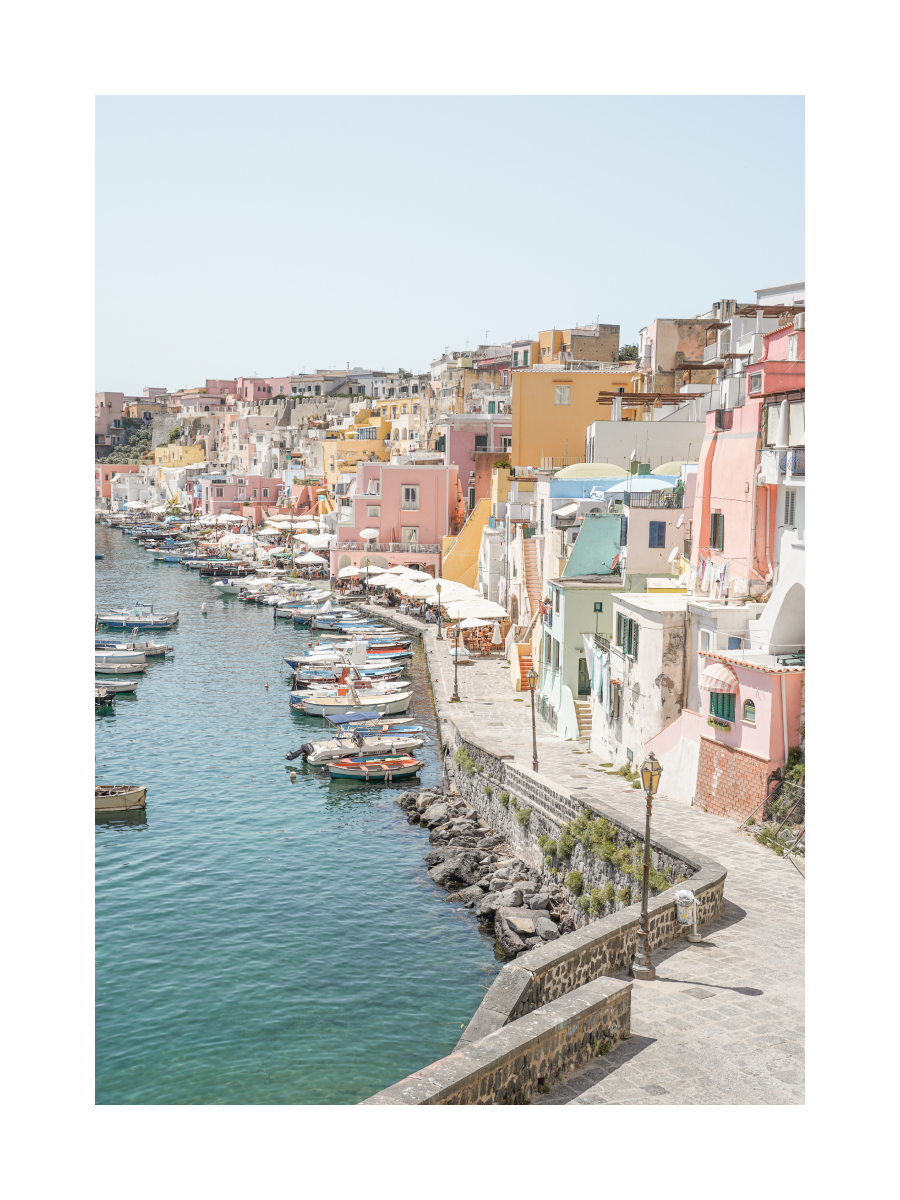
xmin=696 ymin=738 xmax=770 ymax=819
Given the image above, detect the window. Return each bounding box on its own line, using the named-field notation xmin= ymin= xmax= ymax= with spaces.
xmin=552 ymin=639 xmax=560 ymax=671
xmin=367 ymin=505 xmax=380 ymax=518
xmin=554 ymin=385 xmax=571 ymax=406
xmin=252 ymin=488 xmax=258 ymax=498
xmin=392 ymin=406 xmax=397 ymax=418
xmin=710 ymin=512 xmax=724 ymax=551
xmin=401 ymin=526 xmax=419 ymax=544
xmin=314 ymin=385 xmax=321 ymax=396
xmin=709 ymin=691 xmax=735 ymax=722
xmin=402 ymin=405 xmax=407 ymax=414
xmin=612 ymin=681 xmax=621 ymax=720
xmin=488 ymin=401 xmax=496 ymax=414
xmin=727 ymin=636 xmax=742 ymax=650
xmin=474 ymin=435 xmax=488 ymax=451
xmin=502 ymin=370 xmax=509 ymax=386
xmin=649 ymin=521 xmax=666 ymax=548
xmin=593 ymin=601 xmax=603 ymax=612
xmin=359 ymin=385 xmax=366 ymax=395
xmin=468 ymin=486 xmax=475 ymax=508
xmin=513 ymin=351 xmax=519 ymax=366
xmin=748 ymin=373 xmax=762 ymax=393
xmin=501 ymin=436 xmax=512 ymax=452
xmin=743 ymin=699 xmax=756 ymax=723
xmin=620 ymin=516 xmax=628 ymax=546
xmin=401 ymin=485 xmax=419 ymax=509
xmin=787 ymin=334 xmax=798 ymax=362
xmin=215 ymin=487 xmax=224 ymax=498
xmin=413 ymin=404 xmax=418 ymax=414
xmin=616 ymin=613 xmax=639 ymax=658
xmin=523 ymin=350 xmax=529 ymax=366
xmin=784 ymin=489 xmax=796 ymax=527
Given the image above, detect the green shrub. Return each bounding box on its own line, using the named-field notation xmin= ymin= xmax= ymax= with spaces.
xmin=617 ymin=886 xmax=632 ymax=906
xmin=649 ymin=866 xmax=670 ymax=892
xmin=544 ymin=854 xmax=553 ymax=867
xmin=631 ymin=780 xmax=641 ymax=789
xmin=589 ymin=887 xmax=606 ymax=914
xmin=576 ymin=894 xmax=591 ymax=911
xmin=510 ymin=796 xmax=519 ymax=810
xmin=475 ymin=764 xmax=484 ymax=773
xmin=565 ymin=870 xmax=584 ymax=896
xmin=515 ymin=808 xmax=531 ymax=828
xmin=498 ymin=791 xmax=510 ymax=806
xmin=483 ymin=784 xmax=493 ymax=797
xmin=453 ymin=747 xmax=475 ymax=776
xmin=558 ymin=832 xmax=576 ymax=859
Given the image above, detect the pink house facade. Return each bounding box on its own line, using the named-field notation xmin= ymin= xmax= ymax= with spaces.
xmin=198 ymin=472 xmax=285 ymax=523
xmin=329 ymin=460 xmax=460 ymax=576
xmin=646 ymin=652 xmax=804 ymax=820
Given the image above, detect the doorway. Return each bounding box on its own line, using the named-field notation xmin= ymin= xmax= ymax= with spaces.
xmin=577 ymin=656 xmax=591 ymax=696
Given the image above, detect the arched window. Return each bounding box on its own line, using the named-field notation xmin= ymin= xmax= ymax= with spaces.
xmin=743 ymin=699 xmax=756 ymax=723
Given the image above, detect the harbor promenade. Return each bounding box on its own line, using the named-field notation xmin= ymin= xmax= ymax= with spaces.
xmin=354 ymin=601 xmax=805 ymax=1106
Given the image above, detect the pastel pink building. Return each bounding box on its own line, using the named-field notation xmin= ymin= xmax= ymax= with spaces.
xmin=198 ymin=473 xmax=285 ymax=523
xmin=95 ymin=462 xmax=140 ymax=502
xmin=330 ymin=460 xmax=460 ymax=576
xmin=235 ymin=376 xmax=294 ymax=402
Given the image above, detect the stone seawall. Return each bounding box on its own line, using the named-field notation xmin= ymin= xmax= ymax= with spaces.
xmin=360 ymin=976 xmax=632 ymax=1105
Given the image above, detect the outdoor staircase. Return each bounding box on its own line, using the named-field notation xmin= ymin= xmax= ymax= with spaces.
xmin=523 ymin=539 xmax=542 ymax=623
xmin=518 ymin=653 xmax=533 ymax=689
xmin=573 ymin=699 xmax=592 ymax=741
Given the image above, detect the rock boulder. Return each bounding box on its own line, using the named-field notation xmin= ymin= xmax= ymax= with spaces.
xmin=427 ymin=851 xmax=484 ymax=888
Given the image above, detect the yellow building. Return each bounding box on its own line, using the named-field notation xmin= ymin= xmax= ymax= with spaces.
xmin=511 ymin=368 xmax=640 ymax=468
xmin=537 ymin=324 xmax=620 ymax=365
xmin=154 ymin=442 xmax=207 ymax=469
xmin=323 ymin=409 xmax=391 ymax=492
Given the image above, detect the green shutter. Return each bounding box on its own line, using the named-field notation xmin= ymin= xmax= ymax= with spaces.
xmin=632 ymin=621 xmax=638 ymax=661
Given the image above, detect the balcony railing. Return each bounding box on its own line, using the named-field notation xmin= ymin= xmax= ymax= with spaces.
xmin=338 ymin=541 xmax=440 ymax=554
xmin=624 ymin=493 xmax=684 ymax=509
xmin=399 ymin=499 xmax=420 ymax=510
xmin=703 ymin=342 xmax=729 ymax=363
xmin=779 ymin=448 xmax=805 ymax=477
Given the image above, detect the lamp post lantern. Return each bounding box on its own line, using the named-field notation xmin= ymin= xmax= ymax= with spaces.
xmin=450 ymin=620 xmax=461 ymax=702
xmin=632 ymin=751 xmax=663 ymax=981
xmin=527 ymin=666 xmax=539 ymax=773
xmin=435 ymin=581 xmax=443 ymax=640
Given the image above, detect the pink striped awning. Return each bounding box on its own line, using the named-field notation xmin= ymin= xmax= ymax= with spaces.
xmin=699 ymin=662 xmax=739 ymax=694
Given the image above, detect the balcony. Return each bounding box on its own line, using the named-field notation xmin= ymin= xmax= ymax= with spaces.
xmin=624 ymin=492 xmax=683 ymax=509
xmin=703 ymin=342 xmax=729 ymax=364
xmin=338 ymin=540 xmax=440 ymax=554
xmin=779 ymin=448 xmax=805 ymax=477
xmin=399 ymin=499 xmax=420 ymax=510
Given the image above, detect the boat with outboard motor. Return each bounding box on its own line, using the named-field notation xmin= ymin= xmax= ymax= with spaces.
xmin=290 ymin=727 xmax=426 ymax=765
xmin=95 ymin=639 xmax=173 ymax=656
xmin=95 ymin=784 xmax=147 ymax=812
xmin=96 ymin=603 xmax=179 ymax=629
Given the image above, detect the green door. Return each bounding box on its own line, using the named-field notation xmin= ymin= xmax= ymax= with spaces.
xmin=577 ymin=656 xmax=591 ymax=696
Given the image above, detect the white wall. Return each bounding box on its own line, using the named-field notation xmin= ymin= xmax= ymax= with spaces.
xmin=586 ymin=420 xmax=707 ymax=471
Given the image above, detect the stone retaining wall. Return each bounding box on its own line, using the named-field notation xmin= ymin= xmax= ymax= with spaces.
xmin=361 ymin=976 xmax=631 ymax=1105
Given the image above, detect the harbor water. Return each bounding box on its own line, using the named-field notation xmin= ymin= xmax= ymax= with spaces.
xmin=95 ymin=526 xmax=501 ymax=1104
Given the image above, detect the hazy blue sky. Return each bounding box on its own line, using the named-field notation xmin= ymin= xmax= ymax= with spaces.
xmin=96 ymin=96 xmax=804 ymax=394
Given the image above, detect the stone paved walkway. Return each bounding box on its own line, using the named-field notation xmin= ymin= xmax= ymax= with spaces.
xmin=356 ymin=604 xmax=805 ymax=1105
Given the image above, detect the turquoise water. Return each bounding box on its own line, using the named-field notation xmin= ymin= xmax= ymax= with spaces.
xmin=95 ymin=527 xmax=500 ymax=1104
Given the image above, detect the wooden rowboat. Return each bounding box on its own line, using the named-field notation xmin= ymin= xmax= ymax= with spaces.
xmin=95 ymin=784 xmax=147 ymax=812
xmin=328 ymin=754 xmax=423 ymax=781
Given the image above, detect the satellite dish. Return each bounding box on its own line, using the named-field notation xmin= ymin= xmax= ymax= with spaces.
xmin=667 ymin=546 xmax=679 ymax=563
xmin=676 ymin=514 xmax=684 ymax=528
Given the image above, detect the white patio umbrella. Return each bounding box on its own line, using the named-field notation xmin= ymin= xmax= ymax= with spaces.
xmin=126 ymin=500 xmax=148 ymax=508
xmin=425 ymin=582 xmax=480 ymax=605
xmin=444 ymin=598 xmax=508 ymax=619
xmin=491 ymin=621 xmax=503 ymax=647
xmin=296 ymin=551 xmax=328 ymax=564
xmin=339 ymin=565 xmax=360 ymax=578
xmin=359 ymin=527 xmax=379 ymax=539
xmin=356 ymin=564 xmax=385 ymax=576
xmin=458 ymin=617 xmax=493 ymax=628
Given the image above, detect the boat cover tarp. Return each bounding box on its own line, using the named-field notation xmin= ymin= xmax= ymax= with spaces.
xmin=326 ymin=710 xmax=382 ymax=725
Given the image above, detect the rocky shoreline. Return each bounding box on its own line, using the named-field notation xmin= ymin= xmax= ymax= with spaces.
xmin=396 ymin=786 xmax=577 ymax=959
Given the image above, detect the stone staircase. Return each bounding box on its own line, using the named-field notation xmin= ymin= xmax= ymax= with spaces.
xmin=518 ymin=653 xmax=533 ymax=689
xmin=523 ymin=539 xmax=541 ymax=622
xmin=573 ymin=699 xmax=592 ymax=741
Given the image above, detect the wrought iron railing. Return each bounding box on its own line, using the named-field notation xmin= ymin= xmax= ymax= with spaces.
xmin=624 ymin=493 xmax=683 ymax=509
xmin=779 ymin=448 xmax=805 ymax=476
xmin=338 ymin=541 xmax=440 ymax=554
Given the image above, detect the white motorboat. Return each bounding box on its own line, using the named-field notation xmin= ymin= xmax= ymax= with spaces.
xmin=95 ymin=661 xmax=147 ymax=675
xmin=95 ymin=650 xmax=147 ymax=664
xmin=96 ymin=604 xmax=178 ymax=629
xmin=294 ymin=690 xmax=412 ymax=717
xmin=213 ymin=576 xmax=275 ymax=595
xmin=95 ymin=677 xmax=140 ymax=693
xmin=94 ymin=639 xmax=173 ymax=656
xmin=300 ymin=731 xmax=425 ymax=765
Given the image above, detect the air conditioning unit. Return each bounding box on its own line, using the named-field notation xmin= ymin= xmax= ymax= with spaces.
xmin=794 ymin=312 xmax=805 ymax=330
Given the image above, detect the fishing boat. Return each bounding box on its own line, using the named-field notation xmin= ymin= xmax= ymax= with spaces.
xmin=95 ymin=661 xmax=147 ymax=675
xmin=96 ymin=603 xmax=179 ymax=629
xmin=95 ymin=784 xmax=147 ymax=812
xmin=294 ymin=690 xmax=412 ymax=717
xmin=296 ymin=730 xmax=426 ymax=765
xmin=95 ymin=687 xmax=116 ymax=708
xmin=94 ymin=639 xmax=173 ymax=656
xmin=95 ymin=649 xmax=147 ymax=664
xmin=328 ymin=753 xmax=423 ymax=781
xmin=95 ymin=677 xmax=139 ymax=693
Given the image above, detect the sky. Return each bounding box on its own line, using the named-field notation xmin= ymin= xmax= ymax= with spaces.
xmin=96 ymin=96 xmax=804 ymax=394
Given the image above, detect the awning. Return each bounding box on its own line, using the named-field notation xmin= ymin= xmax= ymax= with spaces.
xmin=554 ymin=502 xmax=579 ymax=517
xmin=698 ymin=662 xmax=739 ymax=693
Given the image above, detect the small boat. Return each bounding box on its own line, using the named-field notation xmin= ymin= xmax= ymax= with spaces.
xmin=96 ymin=604 xmax=178 ymax=629
xmin=297 ymin=731 xmax=426 ymax=765
xmin=328 ymin=754 xmax=423 ymax=781
xmin=295 ymin=690 xmax=412 ymax=717
xmin=95 ymin=639 xmax=173 ymax=657
xmin=95 ymin=650 xmax=147 ymax=664
xmin=325 ymin=711 xmax=424 ymax=730
xmin=95 ymin=552 xmax=104 ymax=559
xmin=95 ymin=678 xmax=139 ymax=693
xmin=95 ymin=661 xmax=147 ymax=674
xmin=95 ymin=784 xmax=147 ymax=812
xmin=95 ymin=687 xmax=116 ymax=708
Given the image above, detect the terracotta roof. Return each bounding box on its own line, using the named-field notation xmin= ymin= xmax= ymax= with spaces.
xmin=699 ymin=650 xmax=805 ymax=675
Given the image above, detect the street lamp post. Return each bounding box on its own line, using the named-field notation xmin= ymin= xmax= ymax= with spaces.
xmin=527 ymin=667 xmax=539 ymax=772
xmin=435 ymin=581 xmax=443 ymax=640
xmin=450 ymin=621 xmax=461 ymax=702
xmin=632 ymin=752 xmax=663 ymax=981
xmin=363 ymin=557 xmax=370 ymax=597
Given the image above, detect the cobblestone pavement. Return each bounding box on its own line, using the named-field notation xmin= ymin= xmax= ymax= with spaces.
xmin=357 ymin=605 xmax=805 ymax=1105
